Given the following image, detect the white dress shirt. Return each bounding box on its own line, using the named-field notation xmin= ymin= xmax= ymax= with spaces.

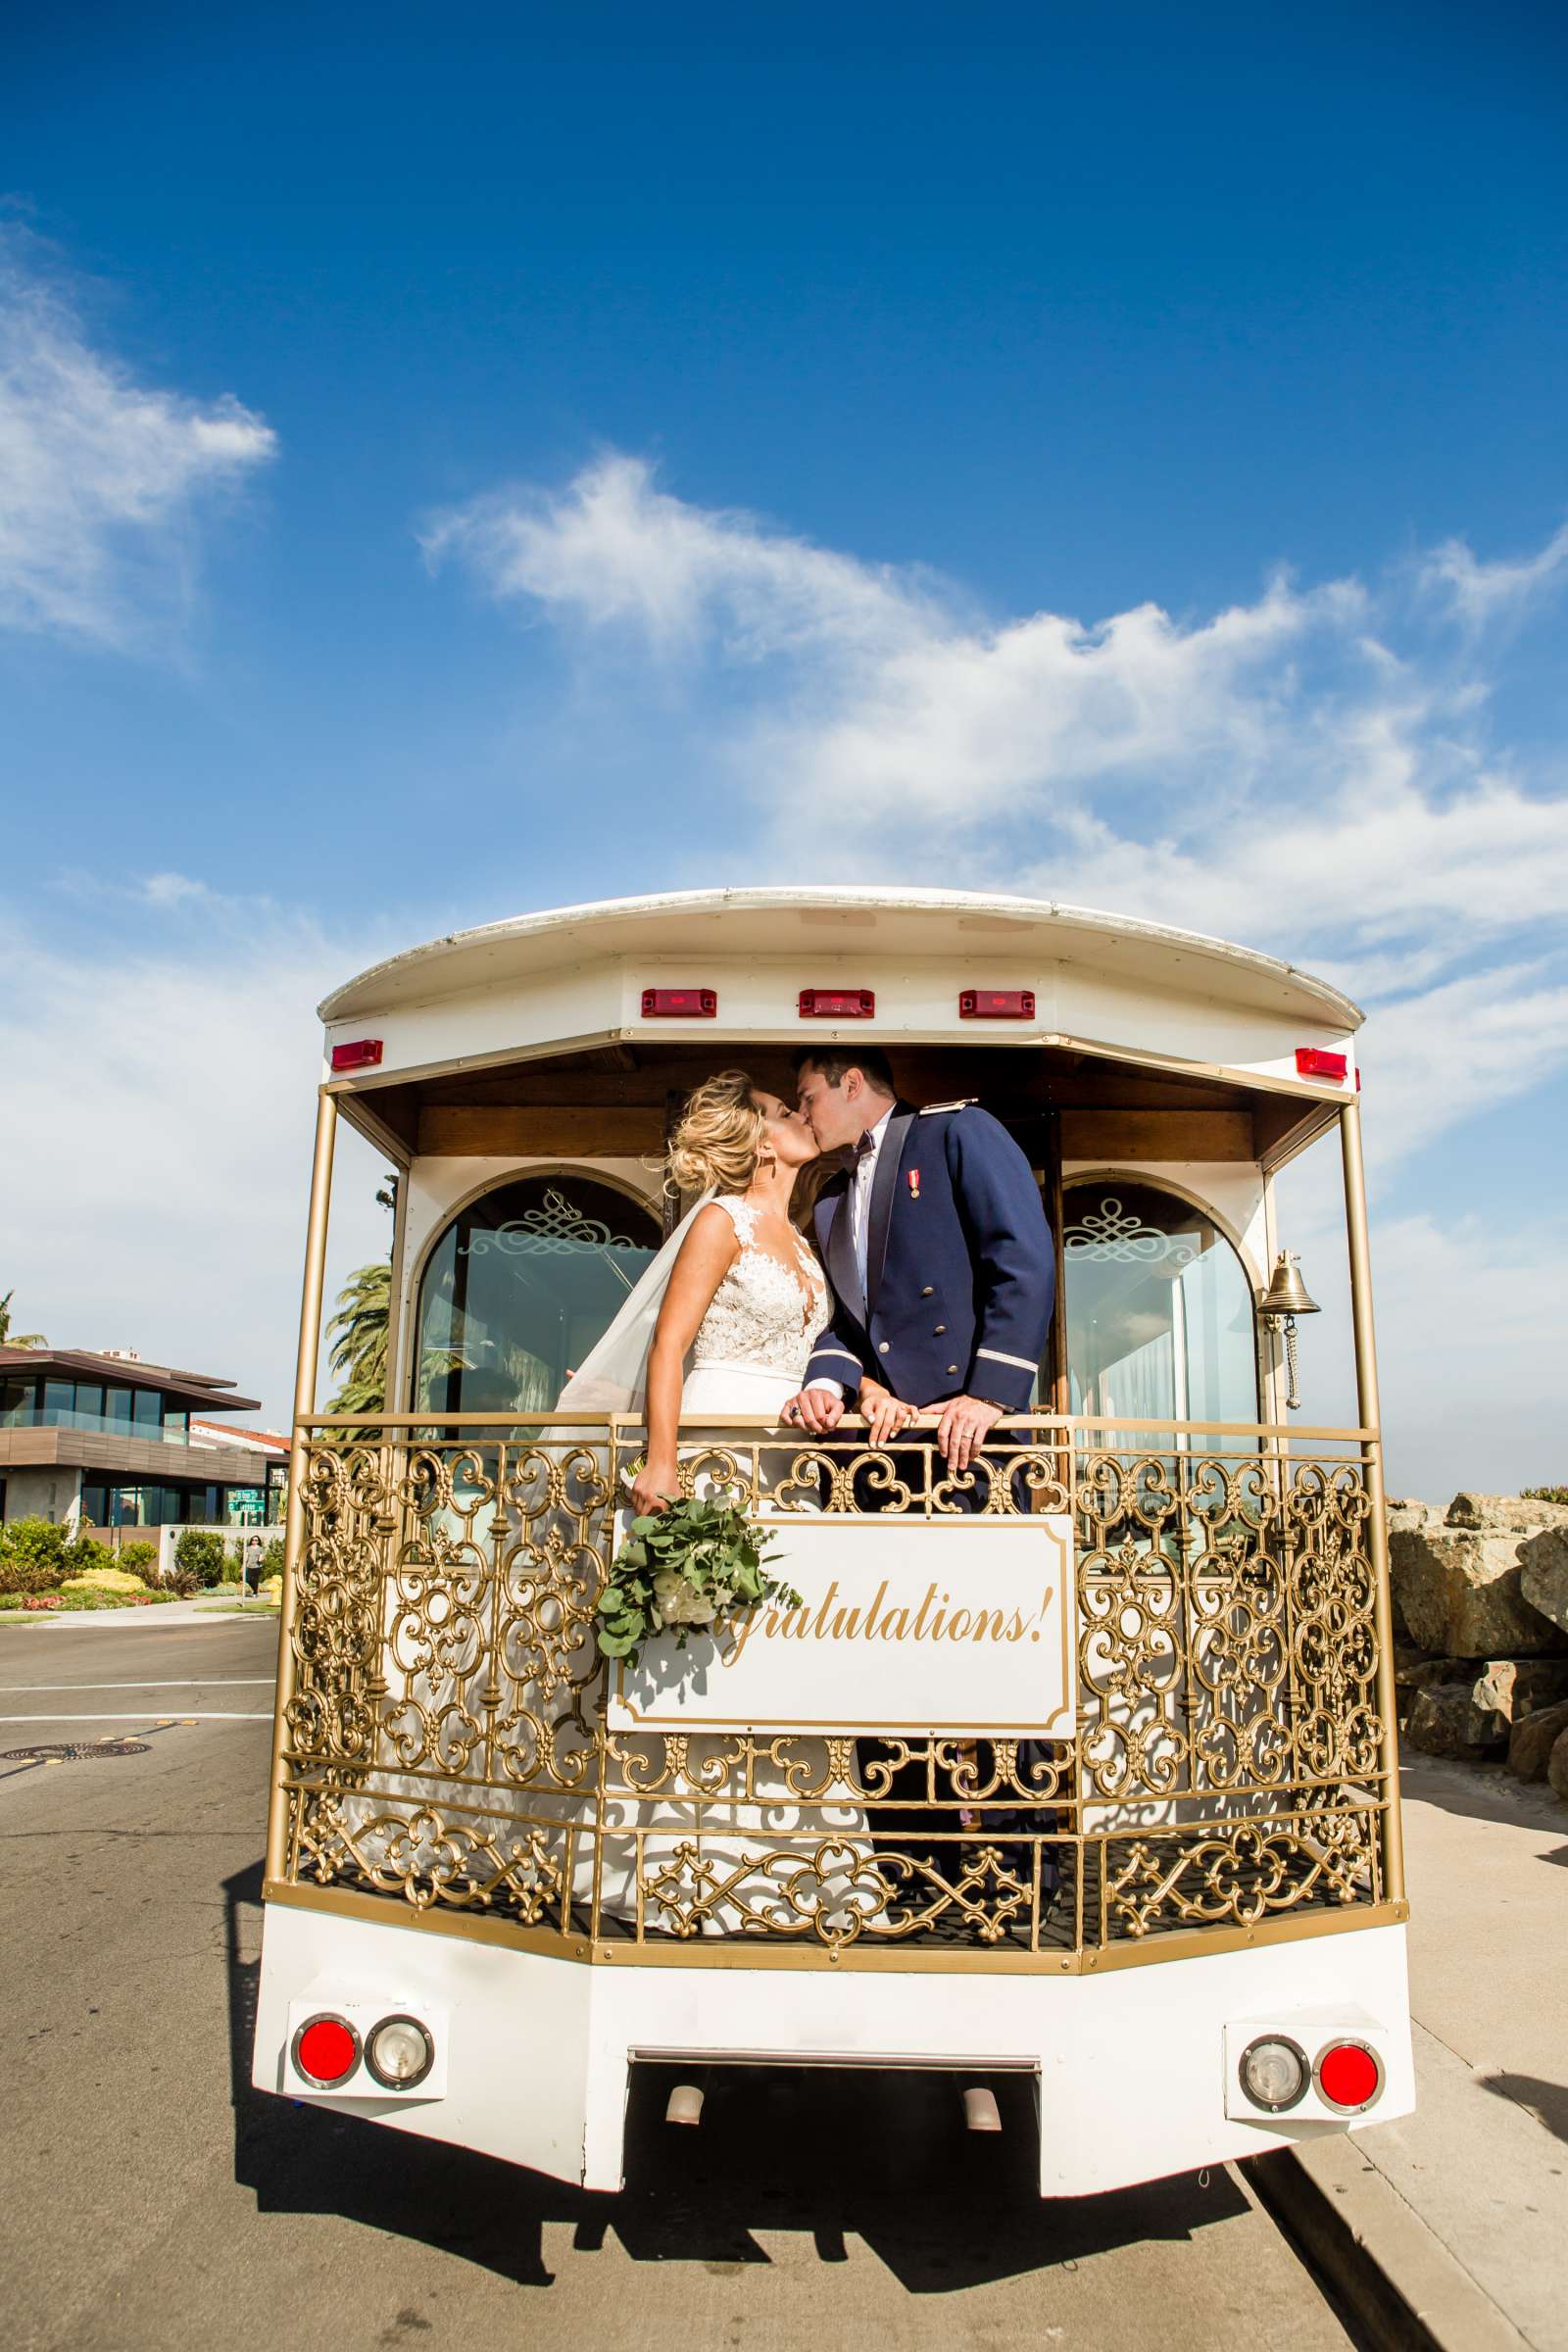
xmin=808 ymin=1102 xmax=894 ymax=1399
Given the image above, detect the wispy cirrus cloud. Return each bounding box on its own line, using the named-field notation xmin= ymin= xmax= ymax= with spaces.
xmin=0 ymin=231 xmax=276 ymax=647
xmin=1419 ymin=517 xmax=1568 ymax=631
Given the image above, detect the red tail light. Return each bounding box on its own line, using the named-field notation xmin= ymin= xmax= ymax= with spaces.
xmin=292 ymin=2014 xmax=360 ymax=2086
xmin=799 ymin=988 xmax=875 ymax=1019
xmin=1296 ymin=1047 xmax=1348 ymax=1082
xmin=641 ymin=988 xmax=717 ymax=1017
xmin=330 ymin=1038 xmax=383 ymax=1073
xmin=960 ymin=989 xmax=1035 ymax=1020
xmin=1315 ymin=2039 xmax=1382 ymax=2111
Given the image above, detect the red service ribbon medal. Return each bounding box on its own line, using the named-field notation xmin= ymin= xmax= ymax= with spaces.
xmin=907 ymin=1168 xmax=920 ymax=1200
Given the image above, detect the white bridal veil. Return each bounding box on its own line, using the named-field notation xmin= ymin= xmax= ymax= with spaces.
xmin=554 ymin=1190 xmax=715 ymax=1414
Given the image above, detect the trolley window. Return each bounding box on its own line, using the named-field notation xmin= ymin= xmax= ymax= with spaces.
xmin=414 ymin=1173 xmax=662 ymax=1414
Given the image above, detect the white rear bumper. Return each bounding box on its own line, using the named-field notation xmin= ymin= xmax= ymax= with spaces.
xmin=253 ymin=1902 xmax=1413 ymax=2196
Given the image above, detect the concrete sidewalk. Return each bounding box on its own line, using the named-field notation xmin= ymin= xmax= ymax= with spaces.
xmin=1277 ymin=1756 xmax=1568 ymax=2350
xmin=0 ymin=1594 xmax=279 ymax=1628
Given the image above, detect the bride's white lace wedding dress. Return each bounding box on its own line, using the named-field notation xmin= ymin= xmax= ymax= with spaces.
xmin=598 ymin=1193 xmax=877 ymax=1937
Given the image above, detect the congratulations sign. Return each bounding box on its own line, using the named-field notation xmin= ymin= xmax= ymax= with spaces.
xmin=608 ymin=1513 xmax=1076 ymax=1738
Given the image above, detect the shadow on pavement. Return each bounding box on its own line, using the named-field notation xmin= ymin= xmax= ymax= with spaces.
xmin=1398 ymin=1757 xmax=1567 ymax=1838
xmin=1480 ymin=2069 xmax=1568 ymax=2149
xmin=223 ymin=1858 xmax=1250 ymax=2294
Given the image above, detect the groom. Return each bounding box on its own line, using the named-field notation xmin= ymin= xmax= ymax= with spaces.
xmin=780 ymin=1046 xmax=1054 ymax=1464
xmin=780 ymin=1046 xmax=1056 ymax=1925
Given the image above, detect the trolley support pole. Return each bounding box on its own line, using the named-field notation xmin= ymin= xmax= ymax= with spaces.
xmin=1339 ymin=1099 xmax=1405 ymax=1907
xmin=265 ymin=1086 xmax=339 ymax=1888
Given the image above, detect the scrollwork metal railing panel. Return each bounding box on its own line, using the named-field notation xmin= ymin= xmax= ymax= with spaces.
xmin=271 ymin=1417 xmax=1391 ymax=1961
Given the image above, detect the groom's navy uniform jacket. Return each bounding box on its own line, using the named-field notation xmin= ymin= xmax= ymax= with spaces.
xmin=805 ymin=1101 xmax=1054 ymax=1409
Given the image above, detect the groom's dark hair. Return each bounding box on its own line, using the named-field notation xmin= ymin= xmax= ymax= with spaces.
xmin=792 ymin=1044 xmax=897 ymax=1095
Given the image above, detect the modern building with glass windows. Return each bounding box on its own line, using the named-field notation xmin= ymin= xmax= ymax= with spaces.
xmin=0 ymin=1348 xmax=282 ymax=1529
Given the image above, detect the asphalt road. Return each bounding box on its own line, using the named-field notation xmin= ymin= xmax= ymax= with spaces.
xmin=0 ymin=1613 xmax=1354 ymax=2352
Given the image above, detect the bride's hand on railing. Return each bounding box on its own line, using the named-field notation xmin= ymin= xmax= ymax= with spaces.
xmin=858 ymin=1380 xmax=919 ymax=1448
xmin=629 ymin=1456 xmax=681 ymax=1517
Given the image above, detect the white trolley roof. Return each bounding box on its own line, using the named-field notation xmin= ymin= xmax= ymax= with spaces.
xmin=322 ymin=886 xmax=1360 ymax=1032
xmin=318 ymin=888 xmax=1362 ymax=1169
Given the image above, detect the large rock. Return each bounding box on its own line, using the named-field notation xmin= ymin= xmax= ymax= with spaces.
xmin=1549 ymin=1725 xmax=1568 ymax=1803
xmin=1446 ymin=1492 xmax=1568 ymax=1534
xmin=1389 ymin=1524 xmax=1568 ymax=1658
xmin=1508 ymin=1697 xmax=1568 ymax=1783
xmin=1469 ymin=1658 xmax=1568 ymax=1740
xmin=1521 ymin=1526 xmax=1568 ymax=1638
xmin=1404 ymin=1682 xmax=1503 ymax=1761
xmin=1403 ymin=1659 xmax=1568 ymax=1759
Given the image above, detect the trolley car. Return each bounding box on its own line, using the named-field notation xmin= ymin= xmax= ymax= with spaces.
xmin=252 ymin=886 xmax=1412 ymax=2195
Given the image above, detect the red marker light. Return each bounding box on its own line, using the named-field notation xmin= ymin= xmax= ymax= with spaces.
xmin=292 ymin=2014 xmax=360 ymax=2086
xmin=799 ymin=988 xmax=875 ymax=1019
xmin=330 ymin=1038 xmax=383 ymax=1073
xmin=641 ymin=988 xmax=717 ymax=1018
xmin=1296 ymin=1047 xmax=1348 ymax=1082
xmin=1315 ymin=2039 xmax=1382 ymax=2111
xmin=959 ymin=989 xmax=1036 ymax=1020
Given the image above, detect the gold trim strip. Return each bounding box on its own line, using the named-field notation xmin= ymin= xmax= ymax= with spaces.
xmin=262 ymin=1877 xmax=1405 ymax=1975
xmin=296 ymin=1410 xmax=1378 ymax=1441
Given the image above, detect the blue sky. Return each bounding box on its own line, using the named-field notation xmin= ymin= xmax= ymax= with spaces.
xmin=2 ymin=1 xmax=1565 ymax=1491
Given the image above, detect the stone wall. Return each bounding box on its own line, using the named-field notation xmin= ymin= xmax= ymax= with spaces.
xmin=1390 ymin=1493 xmax=1568 ymax=1800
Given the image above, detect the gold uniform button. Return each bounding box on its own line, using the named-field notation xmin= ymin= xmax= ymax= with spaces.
xmin=878 ymin=1342 xmax=890 ymax=1355
xmin=920 ymin=1286 xmax=935 ymax=1298
xmin=933 ymin=1324 xmax=946 ymax=1335
xmin=947 ymin=1363 xmax=959 ymax=1375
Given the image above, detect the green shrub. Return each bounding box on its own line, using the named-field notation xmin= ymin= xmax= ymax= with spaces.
xmin=119 ymin=1540 xmax=159 ymax=1573
xmin=263 ymin=1538 xmax=285 ymax=1578
xmin=174 ymin=1529 xmax=228 ymax=1588
xmin=161 ymin=1561 xmax=200 ymax=1598
xmin=1523 ymin=1485 xmax=1568 ymax=1507
xmin=63 ymin=1534 xmax=117 ymax=1578
xmin=0 ymin=1517 xmax=71 ymax=1595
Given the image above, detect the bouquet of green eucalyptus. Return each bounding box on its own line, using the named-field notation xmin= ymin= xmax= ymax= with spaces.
xmin=596 ymin=1486 xmax=804 ymax=1666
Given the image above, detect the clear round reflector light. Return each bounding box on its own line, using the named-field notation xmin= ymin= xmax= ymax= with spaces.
xmin=364 ymin=2014 xmax=435 ymax=2090
xmin=1316 ymin=2039 xmax=1382 ymax=2112
xmin=1238 ymin=2034 xmax=1309 ymax=2113
xmin=292 ymin=2014 xmax=360 ymax=2087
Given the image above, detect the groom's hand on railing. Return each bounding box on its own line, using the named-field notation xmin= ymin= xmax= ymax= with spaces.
xmin=934 ymin=1394 xmax=1004 ymax=1474
xmin=780 ymin=1386 xmax=845 ymax=1434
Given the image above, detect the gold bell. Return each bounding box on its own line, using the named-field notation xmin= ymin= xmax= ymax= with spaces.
xmin=1258 ymin=1251 xmax=1318 ymax=1410
xmin=1258 ymin=1251 xmax=1319 ymax=1320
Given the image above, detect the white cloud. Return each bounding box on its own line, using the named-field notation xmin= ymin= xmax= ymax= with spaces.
xmin=0 ymin=235 xmax=276 ymax=645
xmin=422 ymin=452 xmax=933 ymax=662
xmin=0 ymin=888 xmax=389 ymax=1432
xmin=1420 ymin=518 xmax=1568 ymax=630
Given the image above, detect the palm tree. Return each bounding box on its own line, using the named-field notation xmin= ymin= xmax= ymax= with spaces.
xmin=0 ymin=1291 xmax=47 ymax=1348
xmin=325 ymin=1261 xmax=391 ymax=1413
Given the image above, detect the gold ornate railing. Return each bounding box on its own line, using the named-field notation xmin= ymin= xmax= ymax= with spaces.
xmin=264 ymin=1414 xmax=1402 ymax=1972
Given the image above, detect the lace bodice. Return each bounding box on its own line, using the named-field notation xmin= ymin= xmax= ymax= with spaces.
xmin=690 ymin=1195 xmax=830 ymax=1379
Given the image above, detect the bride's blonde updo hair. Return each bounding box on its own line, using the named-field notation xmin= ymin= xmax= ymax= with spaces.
xmin=665 ymin=1070 xmax=768 ymax=1198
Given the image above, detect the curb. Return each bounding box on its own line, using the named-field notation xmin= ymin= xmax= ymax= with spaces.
xmin=1250 ymin=2140 xmax=1530 ymax=2352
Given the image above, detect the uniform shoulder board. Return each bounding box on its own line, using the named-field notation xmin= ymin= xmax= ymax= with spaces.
xmin=918 ymin=1097 xmax=979 ymax=1114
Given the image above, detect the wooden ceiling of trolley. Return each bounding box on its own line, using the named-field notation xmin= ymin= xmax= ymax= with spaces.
xmin=354 ymin=1039 xmax=1333 ymax=1173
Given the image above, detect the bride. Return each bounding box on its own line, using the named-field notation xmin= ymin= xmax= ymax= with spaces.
xmin=559 ymin=1070 xmax=906 ymax=1937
